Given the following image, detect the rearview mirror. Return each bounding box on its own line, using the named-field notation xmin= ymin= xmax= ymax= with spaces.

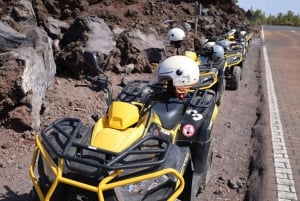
xmin=83 ymin=51 xmax=104 ymax=74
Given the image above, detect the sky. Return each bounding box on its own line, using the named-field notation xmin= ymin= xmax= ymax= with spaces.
xmin=237 ymin=0 xmax=300 ymax=16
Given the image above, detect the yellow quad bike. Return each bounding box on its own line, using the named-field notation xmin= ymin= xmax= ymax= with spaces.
xmin=244 ymin=31 xmax=253 ymax=51
xmin=216 ymin=40 xmax=244 ymax=90
xmin=224 ymin=29 xmax=247 ymax=58
xmin=184 ymin=51 xmax=226 ymax=106
xmin=223 ymin=51 xmax=244 ymax=90
xmin=235 ymin=29 xmax=254 ymax=52
xmin=246 ymin=32 xmax=253 ymax=43
xmin=28 ymin=52 xmax=219 ymax=201
xmin=230 ymin=39 xmax=247 ymax=58
xmin=224 ymin=28 xmax=236 ymax=42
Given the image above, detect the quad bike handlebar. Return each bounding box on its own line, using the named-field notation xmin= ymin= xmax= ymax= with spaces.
xmin=83 ymin=51 xmax=113 ymax=107
xmin=86 ymin=75 xmax=109 ymax=90
xmin=86 ymin=74 xmax=113 ymax=107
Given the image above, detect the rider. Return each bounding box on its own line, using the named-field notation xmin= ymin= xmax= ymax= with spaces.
xmin=155 ymin=55 xmax=200 ymax=100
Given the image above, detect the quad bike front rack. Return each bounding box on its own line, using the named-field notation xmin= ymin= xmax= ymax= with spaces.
xmin=29 ymin=118 xmax=185 ymax=201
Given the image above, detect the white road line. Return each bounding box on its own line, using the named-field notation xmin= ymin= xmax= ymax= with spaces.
xmin=262 ymin=26 xmax=298 ymax=201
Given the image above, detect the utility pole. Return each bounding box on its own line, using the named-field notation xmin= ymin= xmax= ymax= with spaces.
xmin=195 ymin=1 xmax=201 ymax=37
xmin=195 ymin=1 xmax=198 ymax=37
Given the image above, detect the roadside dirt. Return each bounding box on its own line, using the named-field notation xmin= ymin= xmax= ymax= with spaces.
xmin=0 ymin=37 xmax=266 ymax=201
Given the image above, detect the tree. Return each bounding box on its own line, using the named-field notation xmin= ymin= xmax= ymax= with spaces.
xmin=247 ymin=9 xmax=300 ymax=27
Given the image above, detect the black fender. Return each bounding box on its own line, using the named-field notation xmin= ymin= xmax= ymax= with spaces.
xmin=176 ymin=93 xmax=216 ymax=144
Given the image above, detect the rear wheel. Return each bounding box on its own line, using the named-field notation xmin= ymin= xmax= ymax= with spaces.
xmin=66 ymin=187 xmax=99 ymax=201
xmin=231 ymin=66 xmax=241 ymax=90
xmin=246 ymin=41 xmax=249 ymax=52
xmin=198 ymin=139 xmax=214 ymax=192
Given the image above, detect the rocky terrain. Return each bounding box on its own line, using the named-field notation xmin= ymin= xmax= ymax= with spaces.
xmin=0 ymin=0 xmax=250 ymax=131
xmin=0 ymin=1 xmax=265 ymax=201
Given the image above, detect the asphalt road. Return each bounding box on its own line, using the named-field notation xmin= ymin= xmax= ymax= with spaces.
xmin=261 ymin=25 xmax=300 ymax=201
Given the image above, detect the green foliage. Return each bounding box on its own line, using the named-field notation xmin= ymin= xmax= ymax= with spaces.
xmin=246 ymin=9 xmax=300 ymax=27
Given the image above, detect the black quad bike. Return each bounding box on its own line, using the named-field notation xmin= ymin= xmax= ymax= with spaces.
xmin=28 ymin=51 xmax=219 ymax=201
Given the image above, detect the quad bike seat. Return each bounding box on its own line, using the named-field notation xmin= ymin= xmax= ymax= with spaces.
xmin=152 ymin=98 xmax=185 ymax=130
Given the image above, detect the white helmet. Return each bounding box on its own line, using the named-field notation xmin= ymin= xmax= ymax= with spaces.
xmin=167 ymin=28 xmax=186 ymax=42
xmin=156 ymin=55 xmax=199 ymax=87
xmin=240 ymin=30 xmax=247 ymax=36
xmin=228 ymin=29 xmax=236 ymax=35
xmin=212 ymin=44 xmax=225 ymax=62
xmin=203 ymin=40 xmax=216 ymax=50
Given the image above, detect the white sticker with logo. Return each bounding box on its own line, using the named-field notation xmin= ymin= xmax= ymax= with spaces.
xmin=186 ymin=109 xmax=203 ymax=121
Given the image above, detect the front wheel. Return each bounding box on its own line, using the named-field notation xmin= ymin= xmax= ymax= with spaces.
xmin=179 ymin=137 xmax=215 ymax=201
xmin=231 ymin=66 xmax=241 ymax=90
xmin=216 ymin=79 xmax=226 ymax=106
xmin=27 ymin=189 xmax=39 ymax=201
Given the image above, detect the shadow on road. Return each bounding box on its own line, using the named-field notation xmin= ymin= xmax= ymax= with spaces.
xmin=0 ymin=186 xmax=29 ymax=201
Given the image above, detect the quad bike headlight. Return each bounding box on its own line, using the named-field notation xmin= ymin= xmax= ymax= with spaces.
xmin=126 ymin=175 xmax=169 ymax=193
xmin=115 ymin=175 xmax=176 ymax=201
